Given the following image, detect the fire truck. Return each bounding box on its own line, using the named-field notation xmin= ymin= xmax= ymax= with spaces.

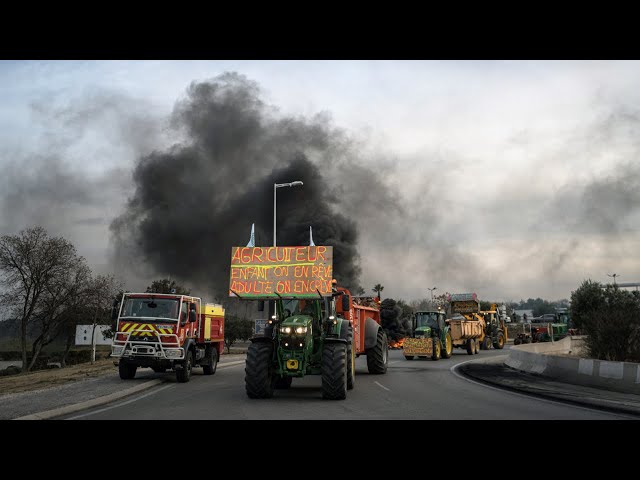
xmin=110 ymin=292 xmax=224 ymax=383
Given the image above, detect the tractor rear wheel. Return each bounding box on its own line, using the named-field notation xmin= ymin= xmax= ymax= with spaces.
xmin=245 ymin=341 xmax=275 ymax=398
xmin=366 ymin=329 xmax=388 ymax=374
xmin=203 ymin=346 xmax=218 ymax=375
xmin=514 ymin=337 xmax=522 ymax=345
xmin=494 ymin=332 xmax=505 ymax=349
xmin=321 ymin=342 xmax=347 ymax=400
xmin=442 ymin=332 xmax=453 ymax=358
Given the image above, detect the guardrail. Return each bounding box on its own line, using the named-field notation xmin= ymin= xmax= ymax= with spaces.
xmin=506 ymin=336 xmax=640 ymax=394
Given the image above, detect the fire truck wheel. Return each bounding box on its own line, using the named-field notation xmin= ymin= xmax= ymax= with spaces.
xmin=321 ymin=342 xmax=347 ymax=400
xmin=466 ymin=339 xmax=474 ymax=355
xmin=442 ymin=332 xmax=453 ymax=358
xmin=119 ymin=362 xmax=137 ymax=380
xmin=245 ymin=341 xmax=275 ymax=399
xmin=366 ymin=329 xmax=388 ymax=374
xmin=203 ymin=347 xmax=218 ymax=375
xmin=176 ymin=350 xmax=193 ymax=383
xmin=274 ymin=376 xmax=292 ymax=389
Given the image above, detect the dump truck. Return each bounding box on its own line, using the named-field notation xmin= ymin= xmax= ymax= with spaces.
xmin=110 ymin=293 xmax=224 ymax=383
xmin=403 ymin=309 xmax=453 ymax=360
xmin=229 ymin=244 xmax=388 ymax=400
xmin=447 ymin=293 xmax=484 ymax=354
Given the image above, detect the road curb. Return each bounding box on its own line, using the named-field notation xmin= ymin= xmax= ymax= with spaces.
xmin=14 ymin=359 xmax=247 ymax=420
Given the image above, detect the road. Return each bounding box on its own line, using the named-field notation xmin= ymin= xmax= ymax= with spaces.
xmin=61 ymin=346 xmax=631 ymax=420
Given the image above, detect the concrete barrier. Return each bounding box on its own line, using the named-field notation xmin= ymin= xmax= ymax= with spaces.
xmin=505 ymin=336 xmax=640 ymax=394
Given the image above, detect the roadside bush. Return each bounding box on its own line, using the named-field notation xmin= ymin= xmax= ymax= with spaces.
xmin=571 ymin=280 xmax=640 ymax=362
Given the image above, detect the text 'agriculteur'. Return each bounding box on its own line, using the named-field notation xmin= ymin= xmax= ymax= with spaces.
xmin=229 ymin=246 xmax=333 ymax=297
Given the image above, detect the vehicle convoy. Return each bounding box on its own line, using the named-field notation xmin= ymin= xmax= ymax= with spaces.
xmin=403 ymin=309 xmax=453 ymax=360
xmin=110 ymin=293 xmax=224 ymax=383
xmin=229 ymin=243 xmax=388 ymax=400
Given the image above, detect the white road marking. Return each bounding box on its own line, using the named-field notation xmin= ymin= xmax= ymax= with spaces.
xmin=66 ymin=384 xmax=175 ymax=419
xmin=374 ymin=381 xmax=390 ymax=391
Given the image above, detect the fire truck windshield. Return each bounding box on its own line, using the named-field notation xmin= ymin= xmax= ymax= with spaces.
xmin=120 ymin=297 xmax=180 ymax=320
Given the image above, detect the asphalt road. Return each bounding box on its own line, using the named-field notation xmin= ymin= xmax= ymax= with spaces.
xmin=60 ymin=346 xmax=632 ymax=420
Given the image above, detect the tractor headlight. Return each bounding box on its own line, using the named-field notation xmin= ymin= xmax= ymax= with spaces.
xmin=280 ymin=326 xmax=292 ymax=334
xmin=295 ymin=326 xmax=307 ymax=334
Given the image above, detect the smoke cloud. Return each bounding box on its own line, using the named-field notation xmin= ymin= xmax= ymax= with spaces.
xmin=110 ymin=72 xmax=395 ymax=298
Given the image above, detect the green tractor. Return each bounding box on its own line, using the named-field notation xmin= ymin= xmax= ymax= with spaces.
xmin=245 ymin=293 xmax=354 ymax=400
xmin=403 ymin=310 xmax=453 ymax=360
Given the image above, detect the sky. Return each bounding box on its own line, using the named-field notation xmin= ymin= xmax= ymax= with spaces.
xmin=0 ymin=60 xmax=639 ymax=304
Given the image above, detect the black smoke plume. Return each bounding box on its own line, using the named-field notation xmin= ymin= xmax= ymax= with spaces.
xmin=110 ymin=73 xmax=366 ymax=298
xmin=380 ymin=298 xmax=412 ymax=342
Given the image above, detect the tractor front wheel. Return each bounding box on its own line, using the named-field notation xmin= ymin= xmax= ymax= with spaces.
xmin=442 ymin=332 xmax=453 ymax=358
xmin=322 ymin=342 xmax=347 ymax=400
xmin=245 ymin=341 xmax=275 ymax=398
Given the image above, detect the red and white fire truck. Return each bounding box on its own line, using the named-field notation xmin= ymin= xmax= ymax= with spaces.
xmin=111 ymin=292 xmax=224 ymax=383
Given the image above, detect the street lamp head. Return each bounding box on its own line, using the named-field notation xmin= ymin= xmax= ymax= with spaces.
xmin=290 ymin=181 xmax=303 ymax=186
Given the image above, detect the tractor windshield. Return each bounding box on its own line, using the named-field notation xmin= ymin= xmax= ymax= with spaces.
xmin=416 ymin=312 xmax=439 ymax=329
xmin=120 ymin=297 xmax=180 ymax=320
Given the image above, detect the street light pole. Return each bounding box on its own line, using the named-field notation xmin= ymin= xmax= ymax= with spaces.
xmin=273 ymin=181 xmax=304 ymax=246
xmin=428 ymin=287 xmax=437 ymax=305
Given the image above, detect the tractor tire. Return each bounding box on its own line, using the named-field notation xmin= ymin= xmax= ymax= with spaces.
xmin=119 ymin=362 xmax=137 ymax=380
xmin=514 ymin=337 xmax=522 ymax=345
xmin=203 ymin=346 xmax=218 ymax=375
xmin=274 ymin=376 xmax=293 ymax=389
xmin=483 ymin=336 xmax=492 ymax=350
xmin=366 ymin=328 xmax=388 ymax=374
xmin=466 ymin=339 xmax=474 ymax=355
xmin=245 ymin=341 xmax=275 ymax=399
xmin=524 ymin=336 xmax=532 ymax=344
xmin=321 ymin=342 xmax=347 ymax=400
xmin=341 ymin=322 xmax=355 ymax=390
xmin=431 ymin=338 xmax=441 ymax=360
xmin=404 ymin=355 xmax=415 ymax=360
xmin=493 ymin=332 xmax=505 ymax=350
xmin=442 ymin=332 xmax=453 ymax=359
xmin=176 ymin=349 xmax=193 ymax=383
xmin=151 ymin=366 xmax=166 ymax=373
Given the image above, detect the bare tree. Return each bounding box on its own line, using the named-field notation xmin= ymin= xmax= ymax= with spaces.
xmin=0 ymin=226 xmax=81 ymax=372
xmin=28 ymin=259 xmax=91 ymax=371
